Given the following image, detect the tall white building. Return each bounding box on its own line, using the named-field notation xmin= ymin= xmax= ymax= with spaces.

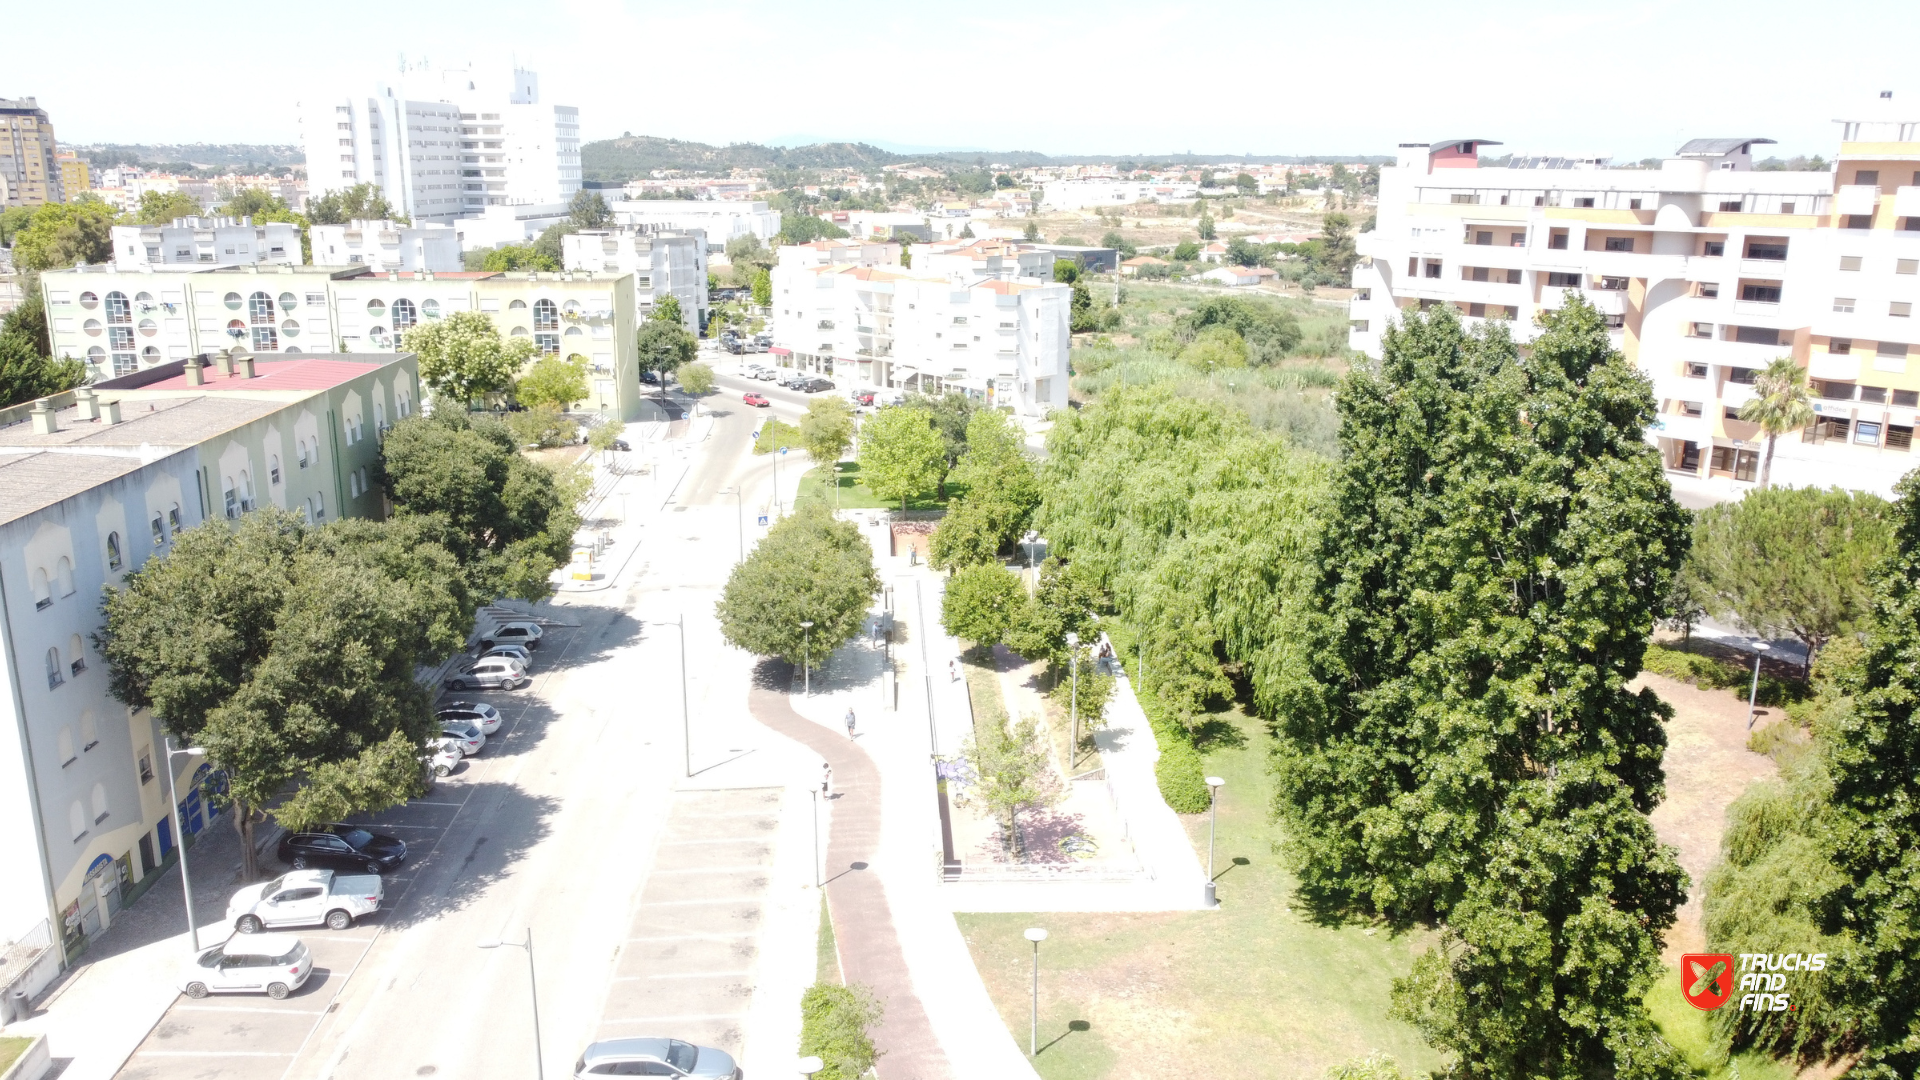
xmin=107 ymin=217 xmax=303 ymax=271
xmin=561 ymin=229 xmax=708 ymax=334
xmin=608 ymin=200 xmax=780 ymax=247
xmin=300 ymin=66 xmax=580 ymax=225
xmin=311 ymin=219 xmax=462 ymax=272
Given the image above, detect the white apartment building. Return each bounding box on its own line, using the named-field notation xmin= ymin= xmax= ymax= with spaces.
xmin=1040 ymin=179 xmax=1200 ymax=211
xmin=770 ymin=240 xmax=1070 ymax=416
xmin=450 ymin=201 xmax=572 ymax=252
xmin=1351 ymin=108 xmax=1920 ymax=499
xmin=300 ymin=66 xmax=580 ymax=225
xmin=107 ymin=217 xmax=302 ymax=271
xmin=607 ymin=199 xmax=780 ymax=247
xmin=0 ymin=353 xmax=418 ymax=977
xmin=560 ymin=229 xmax=707 ymax=334
xmin=311 ymin=219 xmax=463 ymax=272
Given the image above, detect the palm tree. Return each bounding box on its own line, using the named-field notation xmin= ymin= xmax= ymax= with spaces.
xmin=1737 ymin=355 xmax=1815 ymax=489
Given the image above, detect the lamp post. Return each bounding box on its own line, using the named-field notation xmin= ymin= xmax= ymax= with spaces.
xmin=1205 ymin=776 xmax=1226 ymax=908
xmin=798 ymin=1056 xmax=823 ymax=1079
xmin=163 ymin=739 xmax=207 ymax=950
xmin=800 ymin=621 xmax=815 ymax=695
xmin=1024 ymin=927 xmax=1048 ymax=1055
xmin=1745 ymin=641 xmax=1771 ymax=729
xmin=477 ymin=930 xmax=544 ymax=1080
xmin=810 ymin=786 xmax=821 ymax=888
xmin=1064 ymin=632 xmax=1080 ymax=771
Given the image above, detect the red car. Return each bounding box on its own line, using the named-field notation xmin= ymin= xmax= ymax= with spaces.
xmin=743 ymin=393 xmax=771 ymax=407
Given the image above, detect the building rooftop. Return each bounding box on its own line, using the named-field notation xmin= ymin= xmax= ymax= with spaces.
xmin=0 ymin=394 xmax=285 ymax=451
xmin=95 ymin=354 xmax=406 ymax=395
xmin=0 ymin=452 xmax=158 ymax=527
xmin=1677 ymin=137 xmax=1776 ymax=156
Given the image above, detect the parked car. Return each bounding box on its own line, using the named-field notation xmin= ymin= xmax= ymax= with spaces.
xmin=277 ymin=824 xmax=408 ymax=874
xmin=574 ymin=1038 xmax=739 ymax=1080
xmin=228 ymin=869 xmax=383 ymax=934
xmin=743 ymin=393 xmax=770 ymax=407
xmin=744 ymin=364 xmax=769 ymax=378
xmin=753 ymin=368 xmax=778 ymax=381
xmin=478 ymin=643 xmax=533 ymax=669
xmin=482 ymin=622 xmax=544 ymax=651
xmin=852 ymin=391 xmax=875 ymax=406
xmin=611 ymin=439 xmax=631 ymax=452
xmin=440 ymin=718 xmax=486 ymax=756
xmin=181 ymin=935 xmax=312 ymax=1001
xmin=439 ymin=701 xmax=503 ymax=735
xmin=802 ymin=378 xmax=835 ymax=393
xmin=725 ymin=340 xmax=744 ymax=354
xmin=427 ymin=737 xmax=462 ymax=778
xmin=447 ymin=656 xmax=527 ymax=691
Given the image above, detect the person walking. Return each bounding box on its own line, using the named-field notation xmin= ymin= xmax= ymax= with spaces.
xmin=948 ymin=658 xmax=958 ymax=683
xmin=844 ymin=707 xmax=857 ymax=740
xmin=822 ymin=761 xmax=833 ymax=798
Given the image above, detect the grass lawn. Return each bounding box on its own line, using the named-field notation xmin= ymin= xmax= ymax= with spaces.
xmin=0 ymin=1037 xmax=30 ymax=1076
xmin=1644 ymin=967 xmax=1796 ymax=1080
xmin=792 ymin=462 xmax=952 ymax=512
xmin=817 ymin=891 xmax=839 ymax=984
xmin=955 ymin=707 xmax=1443 ymax=1080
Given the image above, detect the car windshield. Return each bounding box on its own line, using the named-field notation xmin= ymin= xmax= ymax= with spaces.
xmin=261 ymin=874 xmax=287 ymax=895
xmin=338 ymin=828 xmax=375 ymax=850
xmin=667 ymin=1041 xmax=697 ymax=1071
xmin=197 ymin=947 xmax=223 ymax=968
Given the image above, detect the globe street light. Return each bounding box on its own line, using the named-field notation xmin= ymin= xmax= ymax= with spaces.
xmin=800 ymin=621 xmax=815 ymax=695
xmin=1205 ymin=776 xmax=1226 ymax=908
xmin=163 ymin=740 xmax=207 ymax=950
xmin=798 ymin=1056 xmax=823 ymax=1078
xmin=1024 ymin=927 xmax=1049 ymax=1055
xmin=478 ymin=929 xmax=545 ymax=1080
xmin=1745 ymin=641 xmax=1771 ymax=730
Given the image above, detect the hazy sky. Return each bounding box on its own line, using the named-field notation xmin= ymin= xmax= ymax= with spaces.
xmin=7 ymin=0 xmax=1917 ymax=161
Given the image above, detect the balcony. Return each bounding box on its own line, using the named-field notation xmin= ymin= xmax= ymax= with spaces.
xmin=1895 ymin=186 xmax=1920 ymax=218
xmin=1732 ymin=299 xmax=1783 ymax=317
xmin=1809 ymin=351 xmax=1862 ymax=380
xmin=1669 ymin=335 xmax=1794 ymax=368
xmin=1648 ymin=413 xmax=1712 ymax=444
xmin=1836 ymin=185 xmax=1881 ymax=216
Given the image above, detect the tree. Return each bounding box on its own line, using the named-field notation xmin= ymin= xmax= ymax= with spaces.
xmin=1225 ymin=236 xmax=1265 ymax=267
xmin=1319 ymin=212 xmax=1358 ymax=278
xmin=750 ymin=267 xmax=773 ymax=306
xmin=125 ymin=189 xmax=203 ymax=225
xmin=0 ymin=204 xmax=36 ymax=247
xmin=1099 ymin=230 xmax=1137 ymax=258
xmin=651 ymin=295 xmax=684 ymax=326
xmin=676 ymin=362 xmax=715 ymax=395
xmin=1737 ymin=356 xmax=1815 ymax=489
xmin=902 ymin=391 xmax=981 ymax=475
xmin=995 ymin=173 xmax=1015 ymax=189
xmin=481 ymin=244 xmax=559 ymax=273
xmin=1005 ymin=557 xmax=1103 ymax=676
xmin=514 ymin=353 xmax=590 ymax=411
xmin=405 ymin=309 xmax=530 ymax=408
xmin=798 ymin=396 xmax=855 ymax=469
xmin=96 ymin=510 xmax=470 ymax=879
xmin=380 ymin=412 xmax=580 ymax=601
xmin=930 ymin=409 xmax=1040 ymax=568
xmin=717 ymin=502 xmax=878 ymax=665
xmin=1689 ymin=485 xmax=1893 ymax=672
xmin=857 ymin=405 xmax=946 ymax=512
xmin=1234 ymin=172 xmax=1258 ymax=195
xmin=776 ymin=213 xmax=849 ymax=245
xmin=1273 ymin=299 xmax=1692 ymax=1079
xmin=1070 ymin=282 xmax=1095 ymax=333
xmin=724 ymin=234 xmax=764 ymax=262
xmin=307 ymin=182 xmax=400 ymax=225
xmin=215 ymin=187 xmax=311 ymax=260
xmin=635 ymin=318 xmax=697 ymax=400
xmin=799 ymin=983 xmax=883 ymax=1080
xmin=958 ymin=223 xmax=975 ymax=239
xmin=942 ymin=562 xmax=1025 ymax=644
xmin=1172 ymin=240 xmax=1200 ymax=261
xmin=1196 ymin=209 xmax=1216 ymax=241
xmin=1022 ymin=221 xmax=1040 ymax=241
xmin=1178 ymin=326 xmax=1248 ymax=372
xmin=11 ymin=195 xmax=115 ymax=271
xmin=588 ymin=422 xmax=623 ymax=457
xmin=531 ymin=222 xmax=575 ymax=267
xmin=1051 ymin=259 xmax=1080 ymax=285
xmin=568 ymin=189 xmax=612 ymax=229
xmin=0 ymin=300 xmax=87 ymax=407
xmin=960 ymin=715 xmax=1058 ymax=858
xmin=1179 ymin=295 xmax=1302 ymax=363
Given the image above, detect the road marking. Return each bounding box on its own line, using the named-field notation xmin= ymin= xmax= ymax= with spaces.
xmin=648 ymin=865 xmax=772 ymax=875
xmin=612 ymin=970 xmax=752 ymax=981
xmin=358 ymin=823 xmax=445 ymax=830
xmin=638 ymin=896 xmax=765 ymax=907
xmin=136 ymin=1050 xmax=298 ymax=1057
xmin=402 ymin=801 xmax=466 ymax=807
xmin=311 ymin=935 xmax=379 ymax=943
xmin=599 ymin=1013 xmax=747 ymax=1025
xmin=626 ymin=931 xmax=755 ymax=943
xmin=656 ymin=837 xmax=770 ymax=846
xmin=175 ymin=1005 xmax=328 ymax=1015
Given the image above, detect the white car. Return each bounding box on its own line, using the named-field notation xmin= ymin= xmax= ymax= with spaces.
xmin=181 ymin=935 xmax=313 ymax=1000
xmin=477 ymin=643 xmax=533 ymax=669
xmin=438 ymin=701 xmax=503 ymax=735
xmin=427 ymin=737 xmax=462 ymax=777
xmin=440 ymin=719 xmax=486 ymax=756
xmin=446 ymin=656 xmax=527 ymax=691
xmin=483 ymin=622 xmax=544 ymax=651
xmin=227 ymin=869 xmax=383 ymax=933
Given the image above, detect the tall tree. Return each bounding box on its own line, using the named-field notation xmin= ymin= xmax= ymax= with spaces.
xmin=514 ymin=353 xmax=590 ymax=411
xmin=125 ymin=189 xmax=203 ymax=225
xmin=11 ymin=195 xmax=115 ymax=271
xmin=1273 ymin=299 xmax=1692 ymax=1079
xmin=404 ymin=309 xmax=531 ymax=408
xmin=929 ymin=409 xmax=1039 ymax=568
xmin=1196 ymin=209 xmax=1216 ymax=241
xmin=717 ymin=502 xmax=878 ymax=665
xmin=676 ymin=362 xmax=714 ymax=395
xmin=750 ymin=267 xmax=773 ymax=307
xmin=856 ymin=405 xmax=946 ymax=512
xmin=941 ymin=562 xmax=1024 ymax=644
xmin=1737 ymin=356 xmax=1815 ymax=489
xmin=1319 ymin=213 xmax=1358 ymax=278
xmin=0 ymin=298 xmax=87 ymax=407
xmin=481 ymin=244 xmax=558 ymax=272
xmin=568 ymin=189 xmax=612 ymax=229
xmin=651 ymin=295 xmax=684 ymax=326
xmin=635 ymin=318 xmax=697 ymax=402
xmin=307 ymin=182 xmax=402 ymax=225
xmin=960 ymin=715 xmax=1059 ymax=859
xmin=1688 ymin=485 xmax=1893 ymax=672
xmin=798 ymin=396 xmax=855 ymax=471
xmin=96 ymin=511 xmax=469 ymax=879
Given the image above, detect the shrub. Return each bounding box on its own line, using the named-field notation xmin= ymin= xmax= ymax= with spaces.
xmin=1153 ymin=728 xmax=1210 ymax=813
xmin=1641 ymin=642 xmax=1807 ymax=706
xmin=799 ymin=982 xmax=882 ymax=1080
xmin=505 ymin=403 xmax=575 ymax=448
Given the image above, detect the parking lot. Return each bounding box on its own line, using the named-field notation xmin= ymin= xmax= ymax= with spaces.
xmin=115 ymin=620 xmax=581 ymax=1080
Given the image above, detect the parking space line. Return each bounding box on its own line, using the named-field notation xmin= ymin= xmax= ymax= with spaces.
xmin=599 ymin=1014 xmax=747 ymax=1025
xmin=611 ymin=971 xmax=751 ymax=981
xmin=647 ymin=865 xmax=772 ymax=875
xmin=626 ymin=931 xmax=754 ymax=943
xmin=637 ymin=896 xmax=764 ymax=907
xmin=174 ymin=1005 xmax=328 ymax=1015
xmin=656 ymin=837 xmax=770 ymax=846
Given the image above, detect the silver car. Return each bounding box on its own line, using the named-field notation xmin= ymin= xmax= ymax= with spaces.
xmin=447 ymin=657 xmax=527 ymax=692
xmin=574 ymin=1038 xmax=738 ymax=1079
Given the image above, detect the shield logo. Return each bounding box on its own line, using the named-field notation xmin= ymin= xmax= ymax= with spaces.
xmin=1682 ymin=953 xmax=1735 ymax=1010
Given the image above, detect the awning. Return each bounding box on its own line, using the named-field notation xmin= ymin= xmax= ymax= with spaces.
xmin=770 ymin=346 xmax=791 ymax=356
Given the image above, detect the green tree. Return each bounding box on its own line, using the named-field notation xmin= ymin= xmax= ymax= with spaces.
xmin=0 ymin=299 xmax=87 ymax=407
xmin=798 ymin=983 xmax=882 ymax=1080
xmin=1736 ymin=356 xmax=1815 ymax=489
xmin=717 ymin=502 xmax=878 ymax=665
xmin=651 ymin=295 xmax=684 ymax=326
xmin=1273 ymin=299 xmax=1692 ymax=1079
xmin=1070 ymin=282 xmax=1095 ymax=333
xmin=929 ymin=409 xmax=1039 ymax=568
xmin=481 ymin=244 xmax=559 ymax=273
xmin=1234 ymin=172 xmax=1258 ymax=195
xmin=724 ymin=234 xmax=764 ymax=263
xmin=1689 ymin=485 xmax=1893 ymax=672
xmin=1005 ymin=557 xmax=1104 ymax=677
xmin=1051 ymin=259 xmax=1080 ymax=285
xmin=1099 ymin=230 xmax=1137 ymax=258
xmin=11 ymin=194 xmax=115 ymax=271
xmin=405 ymin=309 xmax=531 ymax=408
xmin=776 ymin=213 xmax=850 ymax=245
xmin=1022 ymin=220 xmax=1040 ymax=241
xmin=902 ymin=391 xmax=981 ymax=474
xmin=96 ymin=510 xmax=470 ymax=879
xmin=380 ymin=412 xmax=580 ymax=601
xmin=676 ymin=361 xmax=715 ymax=395
xmin=215 ymin=187 xmax=311 ymax=260
xmin=588 ymin=422 xmax=623 ymax=458
xmin=960 ymin=715 xmax=1058 ymax=858
xmin=798 ymin=396 xmax=855 ymax=468
xmin=0 ymin=204 xmax=37 ymax=247
xmin=1179 ymin=295 xmax=1303 ymax=363
xmin=514 ymin=353 xmax=590 ymax=411
xmin=307 ymin=182 xmax=401 ymax=225
xmin=857 ymin=405 xmax=946 ymax=512
xmin=1197 ymin=209 xmax=1216 ymax=241
xmin=941 ymin=562 xmax=1024 ymax=644
xmin=635 ymin=318 xmax=697 ymax=401
xmin=1172 ymin=239 xmax=1200 ymax=261
xmin=125 ymin=189 xmax=203 ymax=225
xmin=1225 ymin=236 xmax=1265 ymax=267
xmin=568 ymin=189 xmax=612 ymax=229
xmin=506 ymin=403 xmax=575 ymax=448
xmin=750 ymin=267 xmax=773 ymax=306
xmin=1178 ymin=325 xmax=1248 ymax=372
xmin=1319 ymin=212 xmax=1358 ymax=278
xmin=995 ymin=173 xmax=1015 ymax=189
xmin=958 ymin=223 xmax=975 ymax=239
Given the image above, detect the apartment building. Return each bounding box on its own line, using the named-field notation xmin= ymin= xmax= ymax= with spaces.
xmin=1350 ymin=109 xmax=1920 ymax=499
xmin=0 ymin=97 xmax=63 ymax=207
xmin=770 ymin=240 xmax=1070 ymax=416
xmin=55 ymin=152 xmax=88 ymax=199
xmin=607 ymin=199 xmax=781 ymax=246
xmin=560 ymin=228 xmax=707 ymax=334
xmin=107 ymin=216 xmax=303 ymax=271
xmin=311 ymin=219 xmax=462 ymax=272
xmin=0 ymin=351 xmax=418 ymax=970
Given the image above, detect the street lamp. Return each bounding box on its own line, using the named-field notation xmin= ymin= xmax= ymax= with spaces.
xmin=798 ymin=1056 xmax=823 ymax=1078
xmin=800 ymin=621 xmax=815 ymax=695
xmin=1024 ymin=927 xmax=1048 ymax=1055
xmin=163 ymin=739 xmax=207 ymax=950
xmin=1205 ymin=776 xmax=1226 ymax=908
xmin=1064 ymin=632 xmax=1080 ymax=771
xmin=477 ymin=930 xmax=544 ymax=1080
xmin=1745 ymin=641 xmax=1771 ymax=729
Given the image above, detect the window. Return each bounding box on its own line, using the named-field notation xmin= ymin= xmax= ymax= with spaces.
xmin=1835 ymin=298 xmax=1857 ymax=313
xmin=1685 ymin=361 xmax=1709 ymax=378
xmin=366 ymin=299 xmax=386 ymax=319
xmin=1832 ymin=339 xmax=1853 ymax=355
xmin=169 ymin=504 xmax=181 ymax=534
xmin=1840 ymin=256 xmax=1863 ymax=272
xmin=1890 ymin=425 xmax=1915 ymax=451
xmin=313 ymin=493 xmax=325 ymax=521
xmin=31 ymin=567 xmax=50 ymax=610
xmin=349 ymin=471 xmax=361 ymax=497
xmin=1689 ymin=324 xmax=1713 ymax=340
xmin=1741 ymin=283 xmax=1783 ymax=303
xmin=1679 ymin=401 xmax=1704 ymax=418
xmin=1896 ymin=389 xmax=1919 ymax=408
xmin=281 ymin=319 xmax=300 ymax=338
xmin=508 ymin=299 xmax=528 ymax=310
xmin=1845 ymin=215 xmax=1874 ymax=229
xmin=1604 ymin=313 xmax=1626 ymax=328
xmin=1425 ymin=262 xmax=1441 ymax=279
xmin=69 ymin=802 xmax=84 ymax=842
xmin=1604 ymin=236 xmax=1635 ymax=252
xmin=1573 ymin=197 xmax=1595 ymax=208
xmin=1630 ymin=198 xmax=1643 ymax=210
xmin=1547 ymin=272 xmax=1582 ymax=288
xmin=1861 ymin=385 xmax=1888 ymax=404
xmin=392 ymin=298 xmax=417 ymax=331
xmin=1899 ymin=259 xmax=1919 ymax=275
xmin=1815 ymin=416 xmax=1852 ymax=441
xmin=139 ymin=747 xmax=154 ymax=784
xmin=1894 ymin=302 xmax=1913 ymax=318
xmin=1702 ymin=241 xmax=1725 ymax=256
xmin=270 ymin=455 xmax=281 ymax=485
xmin=46 ymin=647 xmax=63 ymax=689
xmin=1856 ymin=421 xmax=1884 ymax=446
xmin=1719 ymin=201 xmax=1743 ymax=212
xmin=1450 ymin=193 xmax=1477 ymax=204
xmin=1728 ymin=367 xmax=1760 ymax=385
xmin=105 ymin=292 xmax=130 ymax=324
xmin=298 ymin=438 xmax=311 ymax=468
xmin=535 ymin=332 xmax=560 ymax=355
xmin=224 ymin=292 xmax=243 ymax=310
xmin=252 ymin=326 xmax=278 ymax=351
xmin=1855 ymin=170 xmax=1880 ymax=185
xmin=78 ymin=702 xmax=94 ymax=742
xmin=1356 ymin=288 xmax=1371 ymax=301
xmin=1745 ymin=241 xmax=1788 ymax=260
xmin=1699 ymin=283 xmax=1720 ymax=298
xmin=106 ymin=531 xmax=122 ymax=571
xmin=151 ymin=513 xmax=165 ymax=547
xmin=1781 ymin=203 xmax=1796 ymax=215
xmin=240 ymin=470 xmax=253 ymax=511
xmin=1509 ymin=232 xmax=1526 ymax=247
xmin=1548 ymin=231 xmax=1569 ymax=250
xmin=422 ymin=299 xmax=440 ymax=320
xmin=1597 ymin=276 xmax=1628 ymax=291
xmin=91 ymin=783 xmax=107 ymax=825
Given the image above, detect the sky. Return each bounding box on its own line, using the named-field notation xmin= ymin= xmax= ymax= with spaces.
xmin=6 ymin=0 xmax=1918 ymax=163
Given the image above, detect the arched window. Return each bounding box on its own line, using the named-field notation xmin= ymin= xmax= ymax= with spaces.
xmin=508 ymin=299 xmax=528 ymax=310
xmin=563 ymin=299 xmax=582 ymax=315
xmin=83 ymin=319 xmax=102 ymax=336
xmin=91 ymin=783 xmax=107 ymax=823
xmin=349 ymin=470 xmax=361 ymax=497
xmin=168 ymin=503 xmax=181 ymax=534
xmin=223 ymin=292 xmax=243 ymax=311
xmin=151 ymin=513 xmax=165 ymax=547
xmin=240 ymin=469 xmax=253 ymax=510
xmin=135 ymin=291 xmax=154 ymax=306
xmin=78 ymin=291 xmax=99 ymax=309
xmin=106 ymin=531 xmax=122 ymax=571
xmin=249 ymin=292 xmax=274 ymax=325
xmin=55 ymin=556 xmax=73 ymax=596
xmin=86 ymin=346 xmax=105 ymax=365
xmin=78 ymin=703 xmax=96 ymax=743
xmin=422 ymin=299 xmax=441 ymax=320
xmin=278 ymin=291 xmax=298 ymax=311
xmin=270 ymin=455 xmax=281 ymax=485
xmin=533 ymin=298 xmax=559 ymax=330
xmin=223 ymin=476 xmax=237 ymax=519
xmin=366 ymin=299 xmax=386 ymax=319
xmin=374 ymin=401 xmax=386 ymax=431
xmin=46 ymin=646 xmax=63 ymax=688
xmin=297 ymin=437 xmax=310 ymax=467
xmin=69 ymin=801 xmax=85 ymax=841
xmin=138 ymin=318 xmax=158 ymax=336
xmin=510 ymin=326 xmax=530 ymax=337
xmin=31 ymin=567 xmax=50 ymax=609
xmin=313 ymin=492 xmax=325 ymax=521
xmin=252 ymin=324 xmax=278 ymax=351
xmin=281 ymin=319 xmax=300 ymax=338
xmin=369 ymin=326 xmax=390 ymax=348
xmin=58 ymin=726 xmax=74 ymax=765
xmin=105 ymin=292 xmax=131 ymax=324
xmin=141 ymin=345 xmax=160 ymax=365
xmin=392 ymin=298 xmax=417 ymax=330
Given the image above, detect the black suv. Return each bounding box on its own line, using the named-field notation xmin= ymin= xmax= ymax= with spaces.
xmin=277 ymin=824 xmax=408 ymax=874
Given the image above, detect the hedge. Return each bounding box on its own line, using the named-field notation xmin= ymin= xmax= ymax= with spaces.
xmin=1154 ymin=729 xmax=1211 ymax=813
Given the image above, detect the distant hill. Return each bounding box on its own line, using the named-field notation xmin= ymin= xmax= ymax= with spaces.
xmin=581 ymin=135 xmax=1389 ymax=181
xmin=68 ymin=143 xmax=304 ymax=173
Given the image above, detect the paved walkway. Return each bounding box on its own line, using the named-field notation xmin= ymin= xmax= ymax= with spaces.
xmin=746 ymin=665 xmax=953 ymax=1080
